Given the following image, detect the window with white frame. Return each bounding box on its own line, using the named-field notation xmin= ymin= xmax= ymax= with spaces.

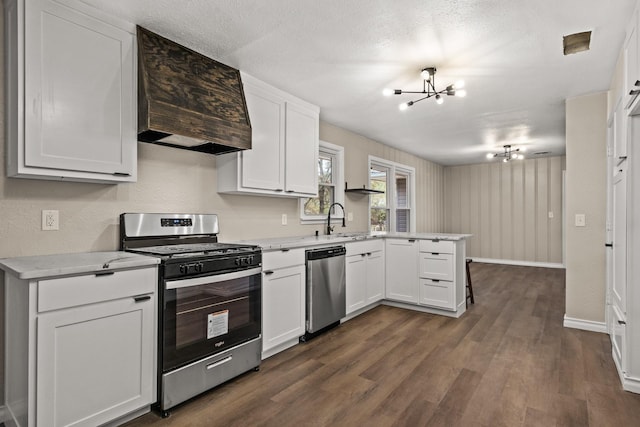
xmin=300 ymin=141 xmax=344 ymax=223
xmin=369 ymin=156 xmax=415 ymax=232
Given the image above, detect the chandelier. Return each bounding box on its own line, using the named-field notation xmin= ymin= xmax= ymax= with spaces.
xmin=383 ymin=67 xmax=466 ymax=110
xmin=487 ymin=145 xmax=525 ymax=162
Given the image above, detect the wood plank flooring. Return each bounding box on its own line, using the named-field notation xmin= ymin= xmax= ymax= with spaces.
xmin=124 ymin=263 xmax=640 ymax=426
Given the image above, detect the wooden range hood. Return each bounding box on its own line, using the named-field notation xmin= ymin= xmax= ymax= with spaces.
xmin=137 ymin=26 xmax=251 ymax=154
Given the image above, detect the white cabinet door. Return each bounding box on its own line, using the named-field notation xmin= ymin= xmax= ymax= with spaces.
xmin=385 ymin=239 xmax=418 ymax=303
xmin=346 ymin=254 xmax=367 ymax=314
xmin=613 ymin=166 xmax=627 ymax=314
xmin=419 ymin=279 xmax=455 ymax=310
xmin=37 ymin=294 xmax=155 ymax=427
xmin=366 ymin=251 xmax=385 ymax=304
xmin=18 ymin=0 xmax=136 ymax=180
xmin=284 ymin=102 xmax=319 ymax=195
xmin=262 ymin=265 xmax=305 ymax=353
xmin=241 ymin=84 xmax=285 ymax=191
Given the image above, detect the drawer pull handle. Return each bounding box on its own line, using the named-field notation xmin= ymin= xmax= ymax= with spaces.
xmin=432 ymin=239 xmax=440 ymax=243
xmin=630 ymin=89 xmax=640 ymax=96
xmin=618 ymin=320 xmax=626 ymax=325
xmin=432 ymin=252 xmax=440 ymax=255
xmin=264 ymin=270 xmax=274 ymax=275
xmin=207 ymin=356 xmax=232 ymax=370
xmin=95 ymin=271 xmax=114 ymax=277
xmin=431 ymin=279 xmax=440 ymax=282
xmin=408 ymin=239 xmax=416 ymax=243
xmin=281 ymin=248 xmax=290 ymax=252
xmin=133 ymin=295 xmax=151 ymax=303
xmin=366 ymin=252 xmax=372 ymax=256
xmin=112 ymin=172 xmax=131 ymax=177
xmin=605 ymin=243 xmax=613 ymax=248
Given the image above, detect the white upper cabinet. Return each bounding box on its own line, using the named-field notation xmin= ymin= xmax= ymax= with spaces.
xmin=217 ymin=73 xmax=319 ymax=197
xmin=5 ymin=0 xmax=137 ymax=183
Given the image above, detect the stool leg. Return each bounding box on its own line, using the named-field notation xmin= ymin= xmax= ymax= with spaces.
xmin=466 ymin=259 xmax=475 ymax=306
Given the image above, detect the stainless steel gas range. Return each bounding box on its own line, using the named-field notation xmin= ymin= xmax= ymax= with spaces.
xmin=120 ymin=213 xmax=262 ymax=417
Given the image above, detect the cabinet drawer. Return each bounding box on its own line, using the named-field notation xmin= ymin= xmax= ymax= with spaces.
xmin=419 ymin=253 xmax=453 ymax=280
xmin=419 ymin=239 xmax=454 ymax=254
xmin=346 ymin=239 xmax=383 ymax=256
xmin=262 ymin=248 xmax=305 ymax=270
xmin=612 ymin=305 xmax=626 ymax=374
xmin=38 ymin=267 xmax=156 ymax=312
xmin=419 ymin=279 xmax=455 ymax=310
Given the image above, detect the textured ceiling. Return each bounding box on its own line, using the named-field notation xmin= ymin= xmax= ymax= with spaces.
xmin=81 ymin=0 xmax=635 ymax=165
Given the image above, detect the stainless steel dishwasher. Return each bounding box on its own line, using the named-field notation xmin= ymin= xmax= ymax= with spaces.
xmin=303 ymin=245 xmax=346 ymax=340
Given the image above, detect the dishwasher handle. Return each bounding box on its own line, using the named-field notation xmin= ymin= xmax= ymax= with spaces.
xmin=306 ymin=246 xmax=346 ymax=261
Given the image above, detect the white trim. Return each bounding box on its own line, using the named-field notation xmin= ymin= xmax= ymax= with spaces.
xmin=300 ymin=140 xmax=345 ymax=224
xmin=619 ymin=374 xmax=640 ymax=394
xmin=470 ymin=257 xmax=565 ymax=269
xmin=368 ymin=156 xmax=417 ymax=233
xmin=563 ymin=314 xmax=607 ymax=333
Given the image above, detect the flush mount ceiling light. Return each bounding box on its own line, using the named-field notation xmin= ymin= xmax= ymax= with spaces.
xmin=383 ymin=67 xmax=466 ymax=111
xmin=486 ymin=145 xmax=525 ymax=162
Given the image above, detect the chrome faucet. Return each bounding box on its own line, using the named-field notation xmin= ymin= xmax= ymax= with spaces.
xmin=327 ymin=202 xmax=346 ymax=235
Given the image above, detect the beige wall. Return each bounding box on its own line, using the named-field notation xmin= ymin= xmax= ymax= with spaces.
xmin=444 ymin=157 xmax=565 ymax=264
xmin=565 ymin=92 xmax=608 ymax=323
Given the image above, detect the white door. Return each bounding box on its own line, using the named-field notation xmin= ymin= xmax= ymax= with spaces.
xmin=366 ymin=251 xmax=385 ymax=304
xmin=346 ymin=254 xmax=366 ymax=314
xmin=262 ymin=266 xmax=305 ymax=353
xmin=284 ymin=102 xmax=319 ymax=195
xmin=241 ymin=85 xmax=286 ymax=191
xmin=37 ymin=295 xmax=154 ymax=427
xmin=613 ymin=166 xmax=627 ymax=314
xmin=24 ymin=0 xmax=135 ymax=176
xmin=385 ymin=239 xmax=418 ymax=303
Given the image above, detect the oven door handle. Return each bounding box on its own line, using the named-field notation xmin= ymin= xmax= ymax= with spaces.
xmin=165 ymin=267 xmax=262 ymax=290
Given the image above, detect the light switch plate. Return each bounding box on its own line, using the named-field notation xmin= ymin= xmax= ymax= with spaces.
xmin=281 ymin=214 xmax=287 ymax=226
xmin=575 ymin=213 xmax=586 ymax=227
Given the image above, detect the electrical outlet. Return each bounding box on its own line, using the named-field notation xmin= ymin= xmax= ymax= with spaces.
xmin=281 ymin=214 xmax=287 ymax=226
xmin=42 ymin=210 xmax=59 ymax=231
xmin=548 ymin=211 xmax=554 ymax=219
xmin=348 ymin=212 xmax=353 ymax=222
xmin=575 ymin=213 xmax=586 ymax=227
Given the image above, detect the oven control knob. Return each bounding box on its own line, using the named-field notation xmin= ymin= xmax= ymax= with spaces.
xmin=234 ymin=258 xmax=241 ymax=266
xmin=179 ymin=264 xmax=188 ymax=274
xmin=243 ymin=257 xmax=250 ymax=265
xmin=195 ymin=263 xmax=203 ymax=272
xmin=247 ymin=256 xmax=254 ymax=264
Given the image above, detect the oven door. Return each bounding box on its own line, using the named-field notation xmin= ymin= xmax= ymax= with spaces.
xmin=163 ymin=267 xmax=261 ymax=372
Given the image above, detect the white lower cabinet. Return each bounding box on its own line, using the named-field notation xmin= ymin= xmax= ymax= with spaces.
xmin=384 ymin=239 xmax=419 ymax=304
xmin=3 ymin=263 xmax=157 ymax=427
xmin=261 ymin=249 xmax=306 ymax=358
xmin=345 ymin=240 xmax=384 ymax=315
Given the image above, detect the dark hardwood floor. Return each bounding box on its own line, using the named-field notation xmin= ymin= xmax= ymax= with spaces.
xmin=125 ymin=263 xmax=640 ymax=426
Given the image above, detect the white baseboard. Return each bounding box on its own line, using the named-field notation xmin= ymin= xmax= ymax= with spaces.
xmin=563 ymin=314 xmax=607 ymax=333
xmin=469 ymin=257 xmax=564 ymax=269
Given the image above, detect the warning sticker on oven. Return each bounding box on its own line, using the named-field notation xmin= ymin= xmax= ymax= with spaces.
xmin=207 ymin=310 xmax=229 ymax=339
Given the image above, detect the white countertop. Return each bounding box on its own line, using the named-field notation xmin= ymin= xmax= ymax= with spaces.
xmin=0 ymin=251 xmax=160 ymax=280
xmin=244 ymin=232 xmax=471 ymax=251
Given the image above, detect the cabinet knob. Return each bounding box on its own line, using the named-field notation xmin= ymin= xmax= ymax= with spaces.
xmin=618 ymin=320 xmax=626 ymax=325
xmin=264 ymin=270 xmax=274 ymax=275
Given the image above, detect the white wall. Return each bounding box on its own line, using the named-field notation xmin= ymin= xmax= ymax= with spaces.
xmin=565 ymin=92 xmax=608 ymax=323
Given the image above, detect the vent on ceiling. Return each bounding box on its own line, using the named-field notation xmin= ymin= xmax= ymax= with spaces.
xmin=563 ymin=31 xmax=591 ymax=55
xmin=533 ymin=151 xmax=550 ymax=155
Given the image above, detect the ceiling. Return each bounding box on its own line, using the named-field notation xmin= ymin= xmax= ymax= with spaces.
xmin=81 ymin=0 xmax=635 ymax=165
